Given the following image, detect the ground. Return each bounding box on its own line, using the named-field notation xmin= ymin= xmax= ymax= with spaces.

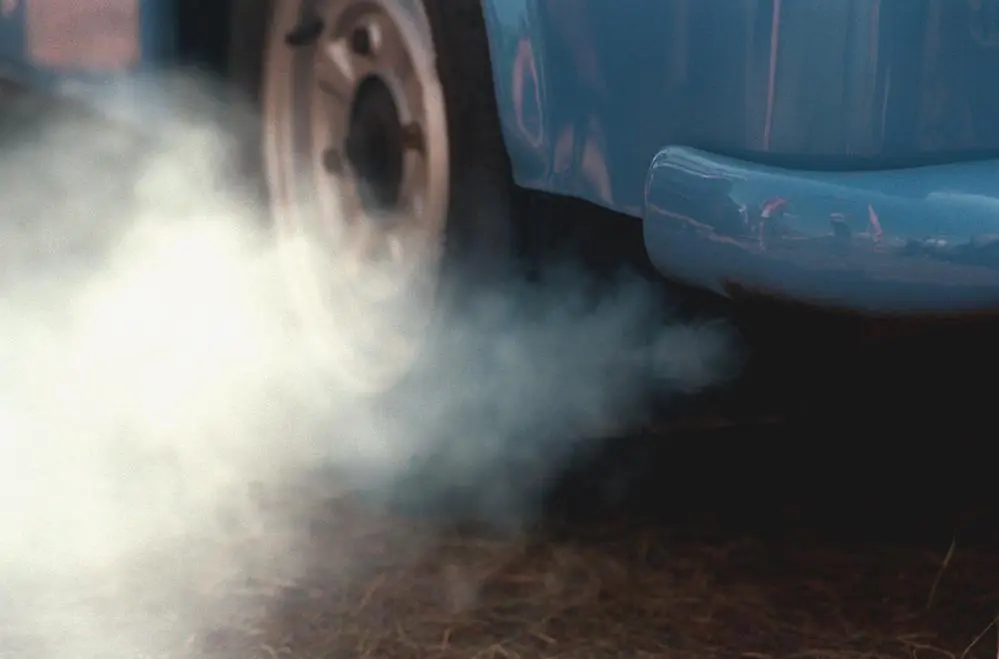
xmin=195 ymin=329 xmax=999 ymax=659
xmin=196 ymin=436 xmax=999 ymax=659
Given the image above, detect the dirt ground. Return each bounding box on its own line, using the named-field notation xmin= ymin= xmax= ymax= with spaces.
xmin=187 ymin=411 xmax=999 ymax=659
xmin=1 ymin=439 xmax=994 ymax=659
xmin=179 ymin=489 xmax=997 ymax=659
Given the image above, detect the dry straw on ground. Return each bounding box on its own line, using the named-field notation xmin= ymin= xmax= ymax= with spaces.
xmin=192 ymin=494 xmax=999 ymax=659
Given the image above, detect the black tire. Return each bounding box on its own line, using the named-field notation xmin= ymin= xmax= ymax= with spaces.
xmin=226 ymin=0 xmax=522 ymax=396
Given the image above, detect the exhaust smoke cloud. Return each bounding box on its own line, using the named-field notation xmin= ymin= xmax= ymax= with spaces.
xmin=0 ymin=80 xmax=738 ymax=657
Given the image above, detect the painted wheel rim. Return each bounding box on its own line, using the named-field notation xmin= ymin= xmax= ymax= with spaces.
xmin=264 ymin=0 xmax=450 ymax=394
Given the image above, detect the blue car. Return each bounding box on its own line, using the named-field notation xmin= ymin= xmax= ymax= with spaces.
xmin=4 ymin=0 xmax=999 ymax=392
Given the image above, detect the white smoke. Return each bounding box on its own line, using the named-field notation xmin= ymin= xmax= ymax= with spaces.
xmin=0 ymin=79 xmax=739 ymax=657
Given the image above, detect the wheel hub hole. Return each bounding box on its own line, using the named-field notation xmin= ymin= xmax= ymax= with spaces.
xmin=345 ymin=75 xmax=405 ymax=214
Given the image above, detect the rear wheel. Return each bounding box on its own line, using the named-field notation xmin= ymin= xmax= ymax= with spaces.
xmin=230 ymin=0 xmax=518 ymax=395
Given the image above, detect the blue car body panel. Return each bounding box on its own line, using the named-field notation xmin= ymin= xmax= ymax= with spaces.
xmin=6 ymin=0 xmax=999 ymax=312
xmin=480 ymin=0 xmax=999 ymax=311
xmin=481 ymin=0 xmax=999 ymax=211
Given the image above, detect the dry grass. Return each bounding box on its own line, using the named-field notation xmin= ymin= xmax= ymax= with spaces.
xmin=194 ymin=494 xmax=999 ymax=659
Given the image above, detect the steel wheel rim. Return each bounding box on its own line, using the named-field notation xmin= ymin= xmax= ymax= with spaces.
xmin=264 ymin=0 xmax=450 ymax=393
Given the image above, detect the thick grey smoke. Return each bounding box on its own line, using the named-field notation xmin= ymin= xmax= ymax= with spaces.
xmin=0 ymin=80 xmax=738 ymax=657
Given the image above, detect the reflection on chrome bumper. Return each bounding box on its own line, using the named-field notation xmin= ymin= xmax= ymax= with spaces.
xmin=642 ymin=146 xmax=999 ymax=314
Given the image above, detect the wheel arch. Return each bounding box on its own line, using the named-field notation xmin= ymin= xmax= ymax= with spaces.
xmin=479 ymin=0 xmax=556 ymax=192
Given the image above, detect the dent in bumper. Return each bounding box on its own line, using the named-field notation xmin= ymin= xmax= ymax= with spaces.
xmin=642 ymin=146 xmax=999 ymax=314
